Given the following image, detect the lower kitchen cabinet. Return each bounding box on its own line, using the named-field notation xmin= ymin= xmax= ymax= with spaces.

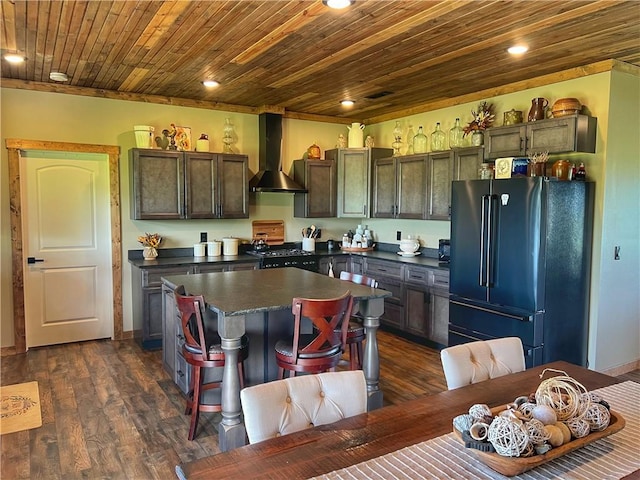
xmin=318 ymin=255 xmax=349 ymax=277
xmin=363 ymin=258 xmax=450 ymax=347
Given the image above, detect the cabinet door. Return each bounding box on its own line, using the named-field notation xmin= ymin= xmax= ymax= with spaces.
xmin=185 ymin=152 xmax=217 ymax=218
xmin=142 ymin=287 xmax=163 ymax=349
xmin=294 ymin=160 xmax=336 ymax=217
xmin=228 ymin=262 xmax=259 ymax=271
xmin=453 ymin=147 xmax=484 ymax=181
xmin=336 ymin=149 xmax=371 ymax=218
xmin=371 ymin=157 xmax=396 ymax=218
xmin=526 ymin=117 xmax=577 ymax=154
xmin=397 ymin=155 xmax=427 ymax=219
xmin=350 ymin=256 xmax=364 ymax=275
xmin=130 ymin=149 xmax=184 ymax=219
xmin=218 ymin=154 xmax=249 ymax=218
xmin=427 ymin=151 xmax=453 ymax=220
xmin=375 ymin=276 xmax=404 ymax=329
xmin=405 ymin=284 xmax=430 ymax=337
xmin=429 ymin=288 xmax=449 ymax=346
xmin=484 ymin=125 xmax=526 ymax=159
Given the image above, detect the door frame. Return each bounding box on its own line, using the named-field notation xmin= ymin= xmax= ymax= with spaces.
xmin=6 ymin=139 xmax=123 ymax=354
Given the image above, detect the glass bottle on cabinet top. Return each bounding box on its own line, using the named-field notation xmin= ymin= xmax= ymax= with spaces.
xmin=413 ymin=126 xmax=428 ymax=154
xmin=222 ymin=118 xmax=236 ymax=153
xmin=449 ymin=118 xmax=464 ymax=148
xmin=431 ymin=122 xmax=446 ymax=151
xmin=392 ymin=121 xmax=403 ymax=157
xmin=405 ymin=124 xmax=416 ymax=155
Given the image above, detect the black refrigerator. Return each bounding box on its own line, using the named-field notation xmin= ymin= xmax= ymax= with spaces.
xmin=448 ymin=177 xmax=594 ymax=367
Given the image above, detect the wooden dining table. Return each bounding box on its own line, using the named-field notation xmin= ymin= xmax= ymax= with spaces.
xmin=162 ymin=268 xmax=391 ymax=452
xmin=175 ymin=361 xmax=638 ymax=479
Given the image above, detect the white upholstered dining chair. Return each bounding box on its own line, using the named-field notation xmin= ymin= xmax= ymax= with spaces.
xmin=240 ymin=370 xmax=367 ymax=444
xmin=440 ymin=337 xmax=526 ymax=390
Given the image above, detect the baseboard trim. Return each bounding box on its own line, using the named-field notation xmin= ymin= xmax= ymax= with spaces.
xmin=602 ymin=359 xmax=640 ymax=377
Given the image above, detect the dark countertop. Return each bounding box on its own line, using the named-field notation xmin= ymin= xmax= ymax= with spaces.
xmin=162 ymin=269 xmax=392 ymax=316
xmin=128 ymin=244 xmax=450 ymax=271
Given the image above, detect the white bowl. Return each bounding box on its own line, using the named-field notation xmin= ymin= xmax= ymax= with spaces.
xmin=399 ymin=240 xmax=419 ymax=253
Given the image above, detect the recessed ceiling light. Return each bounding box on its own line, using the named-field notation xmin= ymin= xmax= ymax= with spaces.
xmin=203 ymin=80 xmax=220 ymax=88
xmin=4 ymin=53 xmax=26 ymax=64
xmin=341 ymin=100 xmax=355 ymax=107
xmin=507 ymin=45 xmax=528 ymax=55
xmin=322 ymin=0 xmax=354 ymax=9
xmin=49 ymin=72 xmax=69 ymax=82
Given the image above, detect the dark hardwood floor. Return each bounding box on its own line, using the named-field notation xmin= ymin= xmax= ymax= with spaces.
xmin=0 ymin=332 xmax=637 ymax=479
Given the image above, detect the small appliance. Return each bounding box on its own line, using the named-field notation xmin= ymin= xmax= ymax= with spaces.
xmin=438 ymin=239 xmax=450 ymax=263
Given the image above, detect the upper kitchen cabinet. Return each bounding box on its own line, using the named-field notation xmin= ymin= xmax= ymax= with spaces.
xmin=292 ymin=159 xmax=337 ymax=218
xmin=129 ymin=149 xmax=248 ymax=220
xmin=453 ymin=146 xmax=484 ymax=181
xmin=326 ymin=147 xmax=392 ymax=218
xmin=484 ymin=114 xmax=597 ymax=159
xmin=372 ymin=154 xmax=427 ymax=219
xmin=427 ymin=151 xmax=453 ymax=220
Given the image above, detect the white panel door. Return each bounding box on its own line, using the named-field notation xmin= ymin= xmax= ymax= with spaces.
xmin=21 ymin=151 xmax=113 ymax=347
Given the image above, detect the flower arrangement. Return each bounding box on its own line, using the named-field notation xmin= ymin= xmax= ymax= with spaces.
xmin=137 ymin=232 xmax=162 ymax=248
xmin=463 ymin=101 xmax=496 ymax=137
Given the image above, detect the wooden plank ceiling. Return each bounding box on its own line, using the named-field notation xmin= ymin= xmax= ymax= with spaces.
xmin=1 ymin=0 xmax=639 ymax=123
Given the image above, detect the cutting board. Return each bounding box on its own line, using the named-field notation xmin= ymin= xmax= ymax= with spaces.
xmin=252 ymin=220 xmax=284 ymax=245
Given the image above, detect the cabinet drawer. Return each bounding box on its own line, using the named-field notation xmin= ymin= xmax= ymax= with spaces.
xmin=375 ymin=276 xmax=403 ymax=305
xmin=405 ymin=266 xmax=430 ymax=285
xmin=175 ymin=351 xmax=190 ymax=394
xmin=365 ymin=259 xmax=403 ymax=279
xmin=432 ymin=271 xmax=450 ymax=289
xmin=144 ymin=266 xmax=194 ymax=287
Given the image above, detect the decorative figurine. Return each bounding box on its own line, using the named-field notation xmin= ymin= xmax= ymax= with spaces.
xmin=337 ymin=133 xmax=347 ymax=148
xmin=365 ymin=135 xmax=375 ymax=148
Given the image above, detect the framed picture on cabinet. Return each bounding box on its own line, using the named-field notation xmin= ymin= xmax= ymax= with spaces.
xmin=175 ymin=126 xmax=192 ymax=151
xmin=494 ymin=157 xmax=513 ymax=179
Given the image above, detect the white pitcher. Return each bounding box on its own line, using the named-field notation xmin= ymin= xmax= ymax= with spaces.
xmin=347 ymin=122 xmax=365 ymax=148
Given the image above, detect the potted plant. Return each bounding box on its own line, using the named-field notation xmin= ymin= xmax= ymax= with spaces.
xmin=463 ymin=101 xmax=495 ymax=146
xmin=138 ymin=232 xmax=162 ymax=260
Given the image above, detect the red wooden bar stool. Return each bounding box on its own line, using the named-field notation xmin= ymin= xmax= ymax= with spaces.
xmin=174 ymin=285 xmax=249 ymax=440
xmin=275 ymin=291 xmax=353 ymax=379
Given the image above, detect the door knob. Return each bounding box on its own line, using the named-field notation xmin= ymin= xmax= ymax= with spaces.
xmin=27 ymin=257 xmax=44 ymax=264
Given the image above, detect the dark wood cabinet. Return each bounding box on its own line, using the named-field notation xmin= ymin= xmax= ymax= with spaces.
xmin=318 ymin=255 xmax=349 ymax=278
xmin=326 ymin=147 xmax=392 ymax=218
xmin=427 ymin=151 xmax=453 ymax=220
xmin=130 ymin=149 xmax=248 ymax=219
xmin=293 ymin=159 xmax=337 ymax=218
xmin=484 ymin=115 xmax=597 ymax=159
xmin=372 ymin=155 xmax=427 ymax=219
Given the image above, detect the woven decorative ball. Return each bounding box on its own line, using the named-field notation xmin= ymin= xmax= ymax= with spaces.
xmin=487 ymin=416 xmax=529 ymax=457
xmin=520 ymin=442 xmax=536 ymax=457
xmin=565 ymin=417 xmax=591 ymax=438
xmin=584 ymin=402 xmax=611 ymax=431
xmin=469 ymin=403 xmax=492 ymax=422
xmin=535 ymin=374 xmax=590 ymax=421
xmin=525 ymin=418 xmax=551 ymax=445
xmin=518 ymin=402 xmax=537 ymax=419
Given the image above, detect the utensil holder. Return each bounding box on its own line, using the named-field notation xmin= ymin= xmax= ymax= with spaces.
xmin=302 ymin=238 xmax=315 ymax=252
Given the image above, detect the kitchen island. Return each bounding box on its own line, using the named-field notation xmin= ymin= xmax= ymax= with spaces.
xmin=162 ymin=268 xmax=391 ymax=451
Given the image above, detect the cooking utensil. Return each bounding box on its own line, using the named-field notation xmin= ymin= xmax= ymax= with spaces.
xmin=309 ymin=225 xmax=316 ymax=238
xmin=252 ymin=233 xmax=269 ymax=252
xmin=302 ymin=227 xmax=307 ymax=238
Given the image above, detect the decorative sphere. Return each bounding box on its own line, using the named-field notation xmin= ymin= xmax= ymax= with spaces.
xmin=532 ymin=404 xmax=558 ymax=425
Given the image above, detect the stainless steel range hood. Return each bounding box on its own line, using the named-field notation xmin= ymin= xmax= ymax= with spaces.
xmin=249 ymin=112 xmax=307 ymax=193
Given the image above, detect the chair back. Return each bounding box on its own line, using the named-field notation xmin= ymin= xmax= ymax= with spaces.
xmin=340 ymin=270 xmax=378 ymax=288
xmin=290 ymin=291 xmax=354 ymax=364
xmin=440 ymin=337 xmax=526 ymax=390
xmin=174 ymin=285 xmax=212 ymax=361
xmin=240 ymin=370 xmax=367 ymax=444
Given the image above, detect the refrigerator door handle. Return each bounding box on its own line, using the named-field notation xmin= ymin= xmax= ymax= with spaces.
xmin=486 ymin=194 xmax=497 ymax=287
xmin=450 ymin=299 xmax=533 ymax=321
xmin=479 ymin=194 xmax=491 ymax=287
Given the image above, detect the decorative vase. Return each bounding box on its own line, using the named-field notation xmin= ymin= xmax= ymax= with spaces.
xmin=412 ymin=126 xmax=428 ymax=154
xmin=196 ymin=133 xmax=210 ymax=152
xmin=392 ymin=120 xmax=403 ymax=156
xmin=223 ymin=118 xmax=236 ymax=153
xmin=431 ymin=122 xmax=446 ymax=151
xmin=471 ymin=130 xmax=484 ymax=146
xmin=449 ymin=118 xmax=464 ymax=148
xmin=143 ymin=246 xmax=158 ymax=260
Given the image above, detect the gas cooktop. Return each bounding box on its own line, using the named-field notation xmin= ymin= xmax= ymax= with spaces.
xmin=247 ymin=248 xmax=315 ymax=257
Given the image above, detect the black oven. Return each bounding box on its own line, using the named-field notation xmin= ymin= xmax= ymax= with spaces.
xmin=247 ymin=249 xmax=320 ymax=273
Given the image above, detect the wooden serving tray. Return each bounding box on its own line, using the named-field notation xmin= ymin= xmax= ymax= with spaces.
xmin=453 ymin=410 xmax=625 ymax=477
xmin=340 ymin=245 xmax=375 ymax=252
